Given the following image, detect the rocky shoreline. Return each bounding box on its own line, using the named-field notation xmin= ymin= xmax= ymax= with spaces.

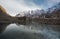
xmin=32 ymin=18 xmax=60 ymax=25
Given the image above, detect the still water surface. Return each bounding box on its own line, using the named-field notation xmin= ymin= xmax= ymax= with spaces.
xmin=0 ymin=23 xmax=60 ymax=39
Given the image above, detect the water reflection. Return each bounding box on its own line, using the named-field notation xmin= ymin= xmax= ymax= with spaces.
xmin=0 ymin=23 xmax=60 ymax=39
xmin=0 ymin=23 xmax=10 ymax=33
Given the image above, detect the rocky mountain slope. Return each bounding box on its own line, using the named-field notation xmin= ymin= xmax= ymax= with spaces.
xmin=45 ymin=3 xmax=60 ymax=18
xmin=0 ymin=5 xmax=18 ymax=23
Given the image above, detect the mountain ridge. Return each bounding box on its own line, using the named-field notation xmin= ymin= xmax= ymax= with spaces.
xmin=16 ymin=2 xmax=60 ymax=19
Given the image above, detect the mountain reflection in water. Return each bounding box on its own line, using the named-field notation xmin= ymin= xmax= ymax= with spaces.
xmin=0 ymin=23 xmax=60 ymax=39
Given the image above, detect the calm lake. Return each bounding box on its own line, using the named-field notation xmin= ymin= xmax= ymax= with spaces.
xmin=0 ymin=22 xmax=60 ymax=39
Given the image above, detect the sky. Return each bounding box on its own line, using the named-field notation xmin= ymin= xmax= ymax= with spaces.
xmin=0 ymin=0 xmax=60 ymax=16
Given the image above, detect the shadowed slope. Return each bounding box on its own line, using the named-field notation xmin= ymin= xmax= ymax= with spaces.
xmin=0 ymin=5 xmax=11 ymax=17
xmin=0 ymin=5 xmax=16 ymax=23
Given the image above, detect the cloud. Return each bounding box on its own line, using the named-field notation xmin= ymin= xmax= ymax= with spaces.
xmin=0 ymin=0 xmax=41 ymax=16
xmin=46 ymin=0 xmax=60 ymax=8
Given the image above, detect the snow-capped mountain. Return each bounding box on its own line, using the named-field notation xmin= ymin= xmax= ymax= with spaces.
xmin=16 ymin=2 xmax=60 ymax=18
xmin=16 ymin=9 xmax=45 ymax=18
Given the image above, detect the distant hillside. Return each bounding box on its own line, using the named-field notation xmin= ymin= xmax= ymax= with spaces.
xmin=46 ymin=2 xmax=60 ymax=18
xmin=0 ymin=5 xmax=11 ymax=17
xmin=0 ymin=5 xmax=18 ymax=23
